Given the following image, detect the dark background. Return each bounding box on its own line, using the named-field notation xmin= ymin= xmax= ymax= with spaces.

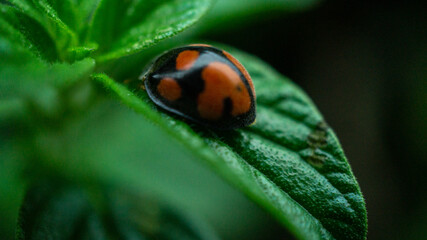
xmin=206 ymin=1 xmax=427 ymax=239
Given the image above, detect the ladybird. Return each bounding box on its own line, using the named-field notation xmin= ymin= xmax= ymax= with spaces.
xmin=140 ymin=44 xmax=256 ymax=130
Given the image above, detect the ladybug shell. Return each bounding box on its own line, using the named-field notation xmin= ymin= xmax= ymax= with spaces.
xmin=142 ymin=44 xmax=256 ymax=130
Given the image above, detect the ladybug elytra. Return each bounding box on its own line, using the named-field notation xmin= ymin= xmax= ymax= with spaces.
xmin=140 ymin=44 xmax=256 ymax=130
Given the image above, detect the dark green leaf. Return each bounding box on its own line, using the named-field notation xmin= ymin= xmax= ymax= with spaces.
xmin=107 ymin=191 xmax=220 ymax=240
xmin=0 ymin=137 xmax=26 ymax=239
xmin=93 ymin=46 xmax=367 ymax=240
xmin=96 ymin=0 xmax=211 ymax=62
xmin=196 ymin=0 xmax=322 ymax=33
xmin=16 ymin=181 xmax=220 ymax=240
xmin=86 ymin=0 xmax=130 ymax=52
xmin=211 ymin=0 xmax=321 ymax=17
xmin=16 ymin=182 xmax=93 ymax=240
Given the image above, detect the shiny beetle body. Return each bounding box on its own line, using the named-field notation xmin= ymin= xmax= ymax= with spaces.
xmin=141 ymin=44 xmax=256 ymax=130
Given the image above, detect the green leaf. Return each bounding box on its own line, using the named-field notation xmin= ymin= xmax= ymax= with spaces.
xmin=196 ymin=0 xmax=322 ymax=33
xmin=32 ymin=0 xmax=78 ymax=57
xmin=95 ymin=0 xmax=211 ymax=62
xmin=86 ymin=0 xmax=131 ymax=52
xmin=16 ymin=181 xmax=220 ymax=240
xmin=118 ymin=0 xmax=164 ymax=34
xmin=1 ymin=4 xmax=59 ymax=60
xmin=0 ymin=38 xmax=95 ymax=100
xmin=16 ymin=181 xmax=94 ymax=240
xmin=212 ymin=0 xmax=321 ymax=17
xmin=32 ymin=97 xmax=278 ymax=239
xmin=66 ymin=44 xmax=98 ymax=62
xmin=0 ymin=137 xmax=26 ymax=239
xmin=0 ymin=98 xmax=28 ymax=122
xmin=0 ymin=10 xmax=33 ymax=52
xmin=45 ymin=0 xmax=79 ymax=32
xmin=74 ymin=0 xmax=100 ymax=23
xmin=93 ymin=46 xmax=367 ymax=240
xmin=7 ymin=0 xmax=79 ymax=60
xmin=0 ymin=37 xmax=94 ymax=117
xmin=6 ymin=0 xmax=40 ymax=21
xmin=106 ymin=191 xmax=220 ymax=240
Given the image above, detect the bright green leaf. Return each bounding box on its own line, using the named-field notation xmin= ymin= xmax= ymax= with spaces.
xmin=75 ymin=0 xmax=100 ymax=21
xmin=118 ymin=0 xmax=164 ymax=34
xmin=45 ymin=0 xmax=79 ymax=31
xmin=66 ymin=44 xmax=98 ymax=62
xmin=32 ymin=0 xmax=78 ymax=57
xmin=96 ymin=0 xmax=211 ymax=62
xmin=73 ymin=0 xmax=101 ymax=39
xmin=6 ymin=0 xmax=40 ymax=21
xmin=93 ymin=46 xmax=367 ymax=240
xmin=0 ymin=10 xmax=33 ymax=52
xmin=0 ymin=38 xmax=95 ymax=100
xmin=7 ymin=0 xmax=78 ymax=60
xmin=1 ymin=4 xmax=58 ymax=60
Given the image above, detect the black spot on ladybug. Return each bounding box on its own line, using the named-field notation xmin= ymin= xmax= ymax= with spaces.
xmin=222 ymin=97 xmax=233 ymax=116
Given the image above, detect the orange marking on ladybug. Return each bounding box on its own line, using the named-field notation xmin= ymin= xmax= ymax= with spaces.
xmin=190 ymin=44 xmax=212 ymax=47
xmin=222 ymin=50 xmax=256 ymax=99
xmin=157 ymin=78 xmax=181 ymax=101
xmin=198 ymin=62 xmax=251 ymax=120
xmin=176 ymin=50 xmax=199 ymax=70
